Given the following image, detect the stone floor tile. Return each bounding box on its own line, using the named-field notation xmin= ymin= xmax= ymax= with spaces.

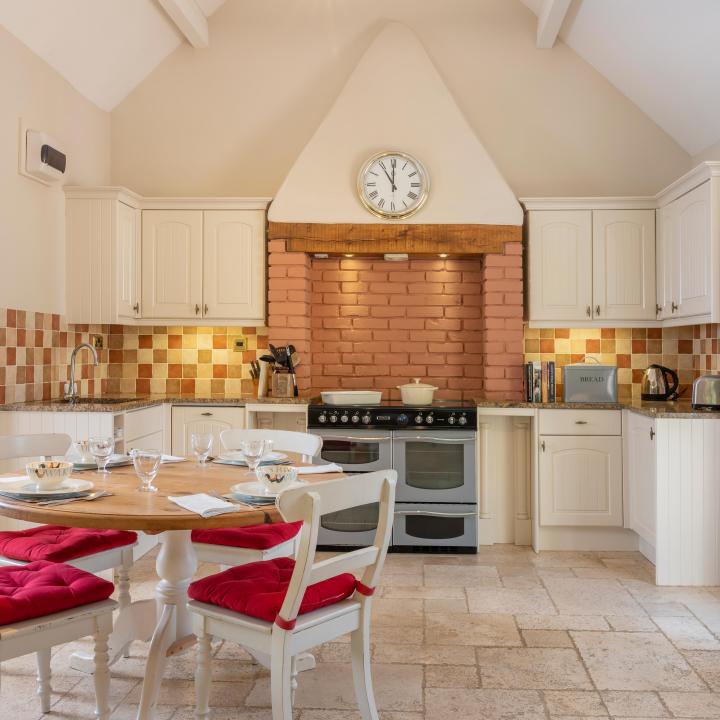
xmin=660 ymin=691 xmax=720 ymax=717
xmin=543 ymin=690 xmax=607 ymax=716
xmin=640 ymin=601 xmax=694 ymax=617
xmin=536 ymin=567 xmax=577 ymax=578
xmin=600 ymin=691 xmax=669 ymax=717
xmin=373 ymin=643 xmax=476 ymax=665
xmin=522 ymin=629 xmax=574 ymax=647
xmin=622 ymin=582 xmax=718 ymax=605
xmin=425 ymin=687 xmax=546 ymax=720
xmin=423 ymin=564 xmax=499 ymax=587
xmin=380 ymin=585 xmax=466 ymax=600
xmin=467 ymin=587 xmax=556 ymax=615
xmin=496 ymin=563 xmax=539 ymax=577
xmin=110 ymin=703 xmax=178 ymax=720
xmin=424 ymin=664 xmax=480 ymax=688
xmin=653 ymin=616 xmax=720 ymax=650
xmin=371 ymin=624 xmax=424 ymax=644
xmin=686 ymin=602 xmax=720 ymax=635
xmin=316 ymin=642 xmax=353 ymax=663
xmin=298 ymin=711 xmax=360 ymax=720
xmin=246 ymin=663 xmax=423 ymax=712
xmin=574 ymin=566 xmax=654 ymax=582
xmin=544 ymin=578 xmax=646 ymax=617
xmin=606 ymin=616 xmax=658 ymax=632
xmin=425 ymin=612 xmax=522 ymax=646
xmin=477 ymin=647 xmax=592 ymax=689
xmin=377 ymin=572 xmax=425 ymax=587
xmin=50 ymin=676 xmax=139 ymax=720
xmin=424 ymin=597 xmax=468 ymax=613
xmin=502 ymin=575 xmax=544 ymax=589
xmin=682 ymin=651 xmax=720 ymax=690
xmin=530 ymin=551 xmax=604 ymax=568
xmin=125 ymin=678 xmax=253 ymax=707
xmin=516 ymin=615 xmax=610 ymax=631
xmin=0 ymin=672 xmax=80 ymax=717
xmin=372 ymin=598 xmax=424 ymax=626
xmin=572 ymin=631 xmax=706 ymax=691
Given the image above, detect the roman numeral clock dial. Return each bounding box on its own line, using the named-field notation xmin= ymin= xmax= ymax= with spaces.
xmin=357 ymin=151 xmax=429 ymax=219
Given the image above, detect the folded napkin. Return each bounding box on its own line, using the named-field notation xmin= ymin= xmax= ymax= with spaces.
xmin=168 ymin=493 xmax=239 ymax=518
xmin=292 ymin=463 xmax=343 ymax=475
xmin=161 ymin=455 xmax=186 ymax=464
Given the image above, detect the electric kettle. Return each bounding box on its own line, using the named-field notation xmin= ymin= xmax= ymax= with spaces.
xmin=641 ymin=364 xmax=680 ymax=401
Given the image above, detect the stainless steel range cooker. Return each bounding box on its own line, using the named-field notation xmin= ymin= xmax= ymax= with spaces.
xmin=308 ymin=401 xmax=478 ymax=552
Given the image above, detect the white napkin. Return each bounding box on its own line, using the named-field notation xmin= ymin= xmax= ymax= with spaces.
xmin=168 ymin=493 xmax=239 ymax=518
xmin=161 ymin=455 xmax=186 ymax=464
xmin=292 ymin=463 xmax=343 ymax=475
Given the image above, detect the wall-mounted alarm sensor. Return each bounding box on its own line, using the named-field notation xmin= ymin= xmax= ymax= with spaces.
xmin=20 ymin=125 xmax=67 ymax=184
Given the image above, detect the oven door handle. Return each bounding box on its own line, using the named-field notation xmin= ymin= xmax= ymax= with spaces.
xmin=320 ymin=435 xmax=393 ymax=442
xmin=393 ymin=436 xmax=473 ymax=443
xmin=394 ymin=510 xmax=477 ymax=518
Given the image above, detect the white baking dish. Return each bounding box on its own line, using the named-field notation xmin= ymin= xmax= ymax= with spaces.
xmin=320 ymin=390 xmax=383 ymax=405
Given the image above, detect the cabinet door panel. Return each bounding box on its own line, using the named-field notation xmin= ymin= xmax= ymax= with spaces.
xmin=656 ymin=205 xmax=675 ymax=319
xmin=170 ymin=407 xmax=245 ymax=456
xmin=142 ymin=210 xmax=203 ymax=319
xmin=625 ymin=413 xmax=656 ymax=545
xmin=676 ymin=182 xmax=711 ymax=318
xmin=203 ymin=210 xmax=265 ymax=321
xmin=117 ymin=202 xmax=141 ymax=320
xmin=539 ymin=435 xmax=623 ymax=526
xmin=529 ymin=211 xmax=592 ymax=322
xmin=593 ymin=210 xmax=655 ymax=321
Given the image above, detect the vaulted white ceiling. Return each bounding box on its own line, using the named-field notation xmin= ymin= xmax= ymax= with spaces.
xmin=0 ymin=0 xmax=225 ymax=111
xmin=522 ymin=0 xmax=720 ymax=156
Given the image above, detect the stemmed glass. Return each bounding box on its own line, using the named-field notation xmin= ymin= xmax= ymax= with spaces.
xmin=131 ymin=449 xmax=162 ymax=493
xmin=239 ymin=439 xmax=272 ymax=478
xmin=191 ymin=432 xmax=213 ymax=467
xmin=89 ymin=436 xmax=114 ymax=474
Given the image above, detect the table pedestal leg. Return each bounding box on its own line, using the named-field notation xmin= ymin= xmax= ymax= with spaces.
xmin=137 ymin=529 xmax=197 ymax=720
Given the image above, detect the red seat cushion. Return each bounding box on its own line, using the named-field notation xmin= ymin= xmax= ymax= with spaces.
xmin=0 ymin=525 xmax=137 ymax=563
xmin=191 ymin=521 xmax=302 ymax=551
xmin=188 ymin=556 xmax=357 ymax=623
xmin=0 ymin=560 xmax=115 ymax=626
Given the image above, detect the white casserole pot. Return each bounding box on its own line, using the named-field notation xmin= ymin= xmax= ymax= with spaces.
xmin=397 ymin=378 xmax=438 ymax=405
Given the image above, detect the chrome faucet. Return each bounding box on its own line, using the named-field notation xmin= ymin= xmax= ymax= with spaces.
xmin=64 ymin=342 xmax=99 ymax=401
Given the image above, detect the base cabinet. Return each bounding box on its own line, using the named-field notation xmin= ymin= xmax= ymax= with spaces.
xmin=539 ymin=435 xmax=623 ymax=527
xmin=170 ymin=406 xmax=245 ymax=456
xmin=624 ymin=412 xmax=656 ymax=548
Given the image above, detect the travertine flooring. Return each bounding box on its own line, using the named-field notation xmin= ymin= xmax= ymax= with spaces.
xmin=4 ymin=545 xmax=720 ymax=719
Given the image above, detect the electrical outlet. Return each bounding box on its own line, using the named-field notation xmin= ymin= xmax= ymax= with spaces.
xmin=91 ymin=334 xmax=103 ymax=349
xmin=232 ymin=336 xmax=247 ymax=352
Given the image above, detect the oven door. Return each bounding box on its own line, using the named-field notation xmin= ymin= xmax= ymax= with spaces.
xmin=314 ymin=430 xmax=392 ymax=473
xmin=393 ymin=503 xmax=478 ymax=548
xmin=317 ymin=500 xmax=381 ymax=547
xmin=393 ymin=431 xmax=476 ymax=503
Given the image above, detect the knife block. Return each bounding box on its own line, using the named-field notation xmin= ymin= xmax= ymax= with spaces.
xmin=271 ymin=372 xmax=295 ymax=398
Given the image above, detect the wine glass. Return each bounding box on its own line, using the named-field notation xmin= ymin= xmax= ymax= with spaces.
xmin=89 ymin=436 xmax=114 ymax=474
xmin=131 ymin=449 xmax=162 ymax=493
xmin=239 ymin=439 xmax=272 ymax=477
xmin=191 ymin=432 xmax=213 ymax=467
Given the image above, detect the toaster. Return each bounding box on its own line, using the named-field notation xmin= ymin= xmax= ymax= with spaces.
xmin=692 ymin=374 xmax=720 ymax=409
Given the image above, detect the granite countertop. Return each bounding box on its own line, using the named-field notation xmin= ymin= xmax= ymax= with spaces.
xmin=0 ymin=394 xmax=312 ymax=412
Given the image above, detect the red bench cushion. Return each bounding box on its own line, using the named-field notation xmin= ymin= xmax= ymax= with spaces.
xmin=191 ymin=521 xmax=302 ymax=550
xmin=188 ymin=556 xmax=357 ymax=623
xmin=0 ymin=525 xmax=137 ymax=563
xmin=0 ymin=560 xmax=115 ymax=626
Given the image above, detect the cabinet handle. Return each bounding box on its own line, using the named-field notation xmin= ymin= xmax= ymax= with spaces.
xmin=133 ymin=302 xmax=140 ymax=314
xmin=575 ymin=420 xmax=588 ymax=425
xmin=595 ymin=305 xmax=601 ymax=316
xmin=540 ymin=440 xmax=546 ymax=452
xmin=195 ymin=304 xmax=200 ymax=315
xmin=204 ymin=304 xmax=209 ymax=315
xmin=671 ymin=301 xmax=678 ymax=313
xmin=201 ymin=412 xmax=213 ymax=417
xmin=656 ymin=304 xmax=662 ymax=316
xmin=586 ymin=305 xmax=591 ymax=317
xmin=650 ymin=428 xmax=655 ymax=440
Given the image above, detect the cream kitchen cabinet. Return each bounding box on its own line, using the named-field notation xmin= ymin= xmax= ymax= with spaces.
xmin=526 ymin=207 xmax=656 ymax=326
xmin=170 ymin=406 xmax=246 ymax=456
xmin=65 ymin=187 xmax=142 ymax=324
xmin=623 ymin=411 xmax=656 ymax=552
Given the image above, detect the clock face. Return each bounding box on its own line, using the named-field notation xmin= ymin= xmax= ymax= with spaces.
xmin=357 ymin=151 xmax=429 ymax=219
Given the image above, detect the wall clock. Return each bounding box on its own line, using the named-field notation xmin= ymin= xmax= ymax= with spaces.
xmin=357 ymin=151 xmax=429 ymax=219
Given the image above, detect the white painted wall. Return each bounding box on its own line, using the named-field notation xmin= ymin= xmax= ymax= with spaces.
xmin=0 ymin=26 xmax=110 ymax=314
xmin=110 ymin=0 xmax=690 ymax=199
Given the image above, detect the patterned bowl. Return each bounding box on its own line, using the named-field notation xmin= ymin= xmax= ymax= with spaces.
xmin=25 ymin=461 xmax=73 ymax=491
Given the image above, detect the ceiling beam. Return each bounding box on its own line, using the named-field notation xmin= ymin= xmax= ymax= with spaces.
xmin=536 ymin=0 xmax=572 ymax=48
xmin=157 ymin=0 xmax=208 ymax=48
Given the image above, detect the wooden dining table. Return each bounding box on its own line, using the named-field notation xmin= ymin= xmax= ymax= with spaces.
xmin=0 ymin=456 xmax=343 ymax=720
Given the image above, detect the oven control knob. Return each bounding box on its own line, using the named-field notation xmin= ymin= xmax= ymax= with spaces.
xmin=318 ymin=413 xmax=327 ymax=424
xmin=448 ymin=415 xmax=456 ymax=425
xmin=351 ymin=413 xmax=360 ymax=424
xmin=340 ymin=413 xmax=349 ymax=423
xmin=361 ymin=414 xmax=372 ymax=424
xmin=458 ymin=415 xmax=468 ymax=426
xmin=414 ymin=415 xmax=424 ymax=424
xmin=397 ymin=413 xmax=409 ymax=426
xmin=329 ymin=415 xmax=338 ymax=424
xmin=425 ymin=415 xmax=434 ymax=424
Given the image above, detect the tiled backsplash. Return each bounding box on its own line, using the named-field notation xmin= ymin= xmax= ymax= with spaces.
xmin=524 ymin=325 xmax=720 ymax=402
xmin=105 ymin=325 xmax=269 ymax=396
xmin=0 ymin=308 xmax=108 ymax=404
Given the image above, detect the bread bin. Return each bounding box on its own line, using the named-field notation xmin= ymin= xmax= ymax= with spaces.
xmin=563 ymin=363 xmax=618 ymax=403
xmin=692 ymin=374 xmax=720 ymax=410
xmin=397 ymin=378 xmax=438 ymax=405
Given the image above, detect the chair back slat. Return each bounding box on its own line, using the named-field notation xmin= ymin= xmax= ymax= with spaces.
xmin=275 ymin=469 xmax=396 ymax=625
xmin=220 ymin=429 xmax=322 ymax=457
xmin=0 ymin=434 xmax=72 ymax=461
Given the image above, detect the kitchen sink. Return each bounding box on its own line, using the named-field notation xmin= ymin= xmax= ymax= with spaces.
xmin=63 ymin=397 xmax=148 ymax=405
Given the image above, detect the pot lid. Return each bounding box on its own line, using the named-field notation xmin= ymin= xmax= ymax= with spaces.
xmin=397 ymin=378 xmax=438 ymax=390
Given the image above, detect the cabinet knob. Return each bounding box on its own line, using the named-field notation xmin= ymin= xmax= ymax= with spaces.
xmin=133 ymin=302 xmax=140 ymax=314
xmin=671 ymin=301 xmax=678 ymax=313
xmin=575 ymin=420 xmax=588 ymax=425
xmin=195 ymin=304 xmax=200 ymax=315
xmin=204 ymin=304 xmax=209 ymax=315
xmin=656 ymin=304 xmax=662 ymax=316
xmin=650 ymin=428 xmax=655 ymax=440
xmin=595 ymin=305 xmax=601 ymax=316
xmin=201 ymin=412 xmax=213 ymax=417
xmin=586 ymin=305 xmax=591 ymax=317
xmin=540 ymin=440 xmax=546 ymax=452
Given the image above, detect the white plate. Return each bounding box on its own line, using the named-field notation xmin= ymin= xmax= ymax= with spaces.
xmin=229 ymin=479 xmax=303 ymax=500
xmin=0 ymin=477 xmax=94 ymax=497
xmin=71 ymin=454 xmax=133 ymax=470
xmin=216 ymin=451 xmax=288 ymax=466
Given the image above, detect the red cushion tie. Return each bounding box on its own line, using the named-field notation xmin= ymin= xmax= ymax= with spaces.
xmin=274 ymin=615 xmax=296 ymax=631
xmin=356 ymin=582 xmax=375 ymax=597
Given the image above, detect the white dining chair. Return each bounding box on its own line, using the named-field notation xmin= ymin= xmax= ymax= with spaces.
xmin=0 ymin=434 xmax=137 ymax=628
xmin=0 ymin=560 xmax=116 ymax=717
xmin=190 ymin=429 xmax=324 ymax=567
xmin=188 ymin=469 xmax=397 ymax=720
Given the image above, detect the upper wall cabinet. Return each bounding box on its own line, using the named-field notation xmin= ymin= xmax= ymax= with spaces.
xmin=65 ymin=189 xmax=271 ymax=326
xmin=526 ymin=206 xmax=656 ymax=327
